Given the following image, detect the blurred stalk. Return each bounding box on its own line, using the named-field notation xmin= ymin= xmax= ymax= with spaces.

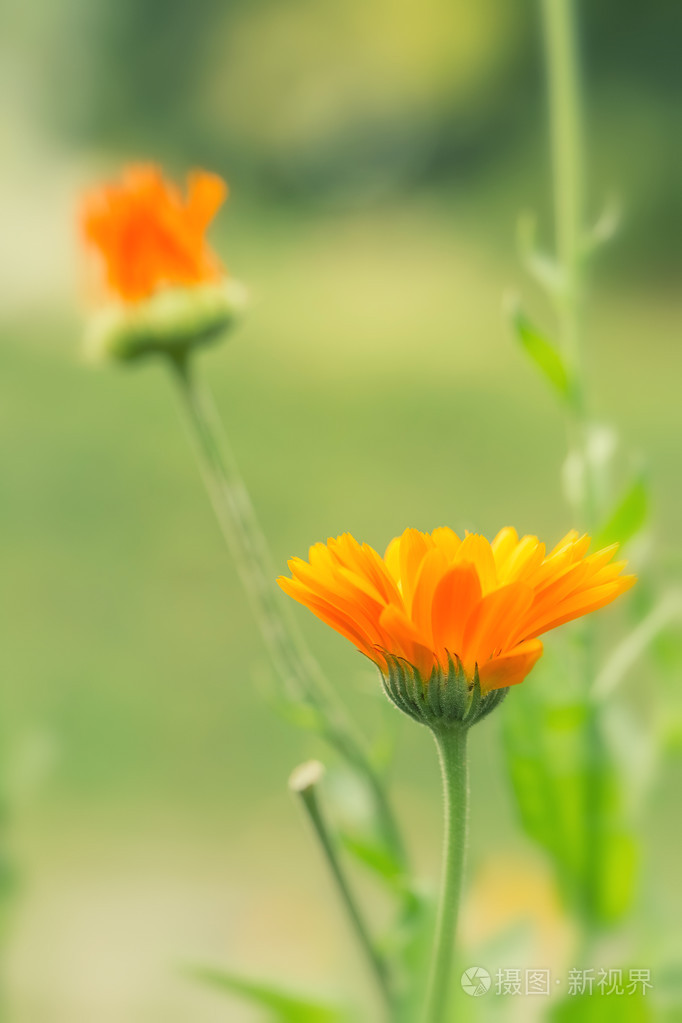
xmin=542 ymin=0 xmax=594 ymax=520
xmin=290 ymin=761 xmax=398 ymax=1018
xmin=0 ymin=788 xmax=16 ymax=1023
xmin=168 ymin=352 xmax=408 ymax=873
xmin=542 ymin=0 xmax=612 ymax=939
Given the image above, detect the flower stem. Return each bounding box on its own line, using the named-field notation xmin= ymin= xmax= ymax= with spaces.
xmin=167 ymin=352 xmax=408 ymax=871
xmin=542 ymin=0 xmax=598 ymax=528
xmin=422 ymin=725 xmax=469 ymax=1023
xmin=542 ymin=0 xmax=610 ymax=933
xmin=291 ymin=761 xmax=397 ymax=1017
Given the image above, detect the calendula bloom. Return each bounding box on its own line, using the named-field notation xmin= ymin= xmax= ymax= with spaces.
xmin=81 ymin=164 xmax=227 ymax=301
xmin=79 ymin=164 xmax=245 ymax=362
xmin=279 ymin=528 xmax=634 ymax=724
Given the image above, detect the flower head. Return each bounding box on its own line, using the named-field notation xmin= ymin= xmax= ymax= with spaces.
xmin=80 ymin=164 xmax=227 ymax=302
xmin=279 ymin=527 xmax=634 ymax=722
xmin=78 ymin=164 xmax=244 ymax=362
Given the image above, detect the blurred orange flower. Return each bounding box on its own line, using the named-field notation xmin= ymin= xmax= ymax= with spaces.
xmin=279 ymin=528 xmax=635 ymax=691
xmin=79 ymin=164 xmax=227 ymax=302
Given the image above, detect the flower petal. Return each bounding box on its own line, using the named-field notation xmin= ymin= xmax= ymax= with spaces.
xmin=461 ymin=581 xmax=534 ymax=667
xmin=431 ymin=562 xmax=482 ymax=661
xmin=478 ymin=639 xmax=544 ymax=691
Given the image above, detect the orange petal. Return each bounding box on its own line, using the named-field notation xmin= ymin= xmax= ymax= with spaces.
xmin=186 ymin=171 xmax=228 ymax=229
xmin=330 ymin=534 xmax=401 ymax=605
xmin=456 ymin=534 xmax=497 ymax=593
xmin=277 ymin=576 xmax=378 ymax=659
xmin=379 ymin=605 xmax=435 ymax=677
xmin=461 ymin=581 xmax=534 ymax=667
xmin=523 ymin=576 xmax=636 ymax=638
xmin=410 ymin=547 xmax=449 ymax=640
xmin=431 ymin=562 xmax=482 ymax=660
xmin=510 ymin=560 xmax=594 ymax=643
xmin=478 ymin=639 xmax=544 ymax=691
xmin=288 ymin=555 xmax=383 ymax=635
xmin=398 ymin=528 xmax=433 ymax=606
xmin=360 ymin=543 xmax=404 ymax=605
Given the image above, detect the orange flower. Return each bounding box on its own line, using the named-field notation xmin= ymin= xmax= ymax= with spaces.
xmin=80 ymin=164 xmax=227 ymax=302
xmin=279 ymin=528 xmax=635 ymax=693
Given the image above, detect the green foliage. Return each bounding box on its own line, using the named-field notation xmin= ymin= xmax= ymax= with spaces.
xmin=595 ymin=475 xmax=649 ymax=549
xmin=502 ymin=661 xmax=637 ymax=927
xmin=340 ymin=831 xmax=404 ymax=889
xmin=386 ymin=886 xmax=435 ymax=1023
xmin=551 ymin=988 xmax=653 ymax=1023
xmin=186 ymin=965 xmax=350 ymax=1022
xmin=507 ymin=302 xmax=573 ymax=401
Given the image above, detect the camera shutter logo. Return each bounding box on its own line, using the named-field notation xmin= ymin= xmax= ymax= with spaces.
xmin=461 ymin=967 xmax=491 ymax=996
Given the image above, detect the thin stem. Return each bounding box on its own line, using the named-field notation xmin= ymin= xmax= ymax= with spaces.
xmin=593 ymin=591 xmax=682 ymax=701
xmin=291 ymin=762 xmax=397 ymax=1017
xmin=167 ymin=353 xmax=408 ymax=871
xmin=542 ymin=0 xmax=598 ymax=528
xmin=422 ymin=726 xmax=469 ymax=1023
xmin=542 ymin=0 xmax=609 ymax=934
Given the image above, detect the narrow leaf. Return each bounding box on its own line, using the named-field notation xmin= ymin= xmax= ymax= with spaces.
xmin=595 ymin=475 xmax=648 ymax=549
xmin=502 ymin=656 xmax=638 ymax=926
xmin=507 ymin=301 xmax=571 ymax=399
xmin=187 ymin=965 xmax=348 ymax=1022
xmin=340 ymin=831 xmax=404 ymax=887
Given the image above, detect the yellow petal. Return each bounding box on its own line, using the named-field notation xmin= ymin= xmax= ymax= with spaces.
xmin=456 ymin=534 xmax=497 ymax=593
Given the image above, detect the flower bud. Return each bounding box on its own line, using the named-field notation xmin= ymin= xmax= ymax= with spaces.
xmin=84 ymin=279 xmax=247 ymax=364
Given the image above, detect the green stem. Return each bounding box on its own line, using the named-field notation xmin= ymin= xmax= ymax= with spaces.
xmin=167 ymin=353 xmax=408 ymax=871
xmin=542 ymin=0 xmax=606 ymax=933
xmin=542 ymin=0 xmax=597 ymax=529
xmin=291 ymin=762 xmax=397 ymax=1017
xmin=422 ymin=726 xmax=469 ymax=1023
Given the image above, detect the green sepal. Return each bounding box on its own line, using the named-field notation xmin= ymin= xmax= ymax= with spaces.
xmin=379 ymin=652 xmax=508 ymax=730
xmin=84 ymin=280 xmax=246 ymax=364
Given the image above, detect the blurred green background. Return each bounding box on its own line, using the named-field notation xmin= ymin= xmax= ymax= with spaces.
xmin=0 ymin=0 xmax=680 ymax=1019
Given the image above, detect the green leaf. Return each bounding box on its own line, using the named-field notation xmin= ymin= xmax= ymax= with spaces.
xmin=339 ymin=831 xmax=404 ymax=888
xmin=551 ymin=984 xmax=653 ymax=1022
xmin=595 ymin=476 xmax=649 ymax=549
xmin=502 ymin=659 xmax=638 ymax=926
xmin=386 ymin=886 xmax=434 ymax=1023
xmin=508 ymin=302 xmax=572 ymax=400
xmin=187 ymin=965 xmax=349 ymax=1022
xmin=267 ymin=691 xmax=329 ymax=736
xmin=503 ymin=674 xmax=586 ymax=900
